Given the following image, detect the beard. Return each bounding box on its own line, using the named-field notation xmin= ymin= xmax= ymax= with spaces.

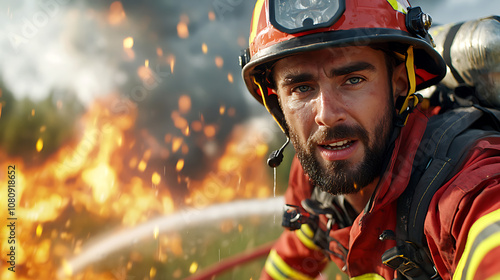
xmin=288 ymin=98 xmax=395 ymax=196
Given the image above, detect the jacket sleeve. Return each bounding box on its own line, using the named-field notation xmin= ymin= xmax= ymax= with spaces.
xmin=424 ymin=137 xmax=500 ymax=280
xmin=260 ymin=157 xmax=328 ymax=280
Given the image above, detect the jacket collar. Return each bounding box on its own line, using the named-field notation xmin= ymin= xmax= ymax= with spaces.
xmin=367 ymin=109 xmax=430 ymax=213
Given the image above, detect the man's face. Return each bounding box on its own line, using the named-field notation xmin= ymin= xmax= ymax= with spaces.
xmin=272 ymin=46 xmax=404 ymax=195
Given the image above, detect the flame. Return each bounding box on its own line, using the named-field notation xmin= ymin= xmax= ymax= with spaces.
xmin=202 ymin=43 xmax=208 ymax=54
xmin=168 ymin=55 xmax=175 ymax=74
xmin=0 ymin=93 xmax=273 ymax=279
xmin=215 ymin=56 xmax=224 ymax=68
xmin=204 ymin=125 xmax=216 ymax=138
xmin=108 ymin=1 xmax=126 ymax=25
xmin=123 ymin=37 xmax=135 ymax=59
xmin=208 ymin=11 xmax=216 ymax=21
xmin=36 ymin=138 xmax=44 ymax=152
xmin=238 ymin=36 xmax=247 ymax=48
xmin=152 ymin=172 xmax=161 ymax=185
xmin=36 ymin=224 xmax=43 ymax=237
xmin=178 ymin=95 xmax=191 ymax=114
xmin=172 ymin=111 xmax=188 ymax=131
xmin=189 ymin=262 xmax=198 ymax=274
xmin=183 ymin=126 xmax=190 ymax=137
xmin=138 ymin=159 xmax=147 ymax=172
xmin=156 ymin=47 xmax=164 ymax=57
xmin=154 ymin=225 xmax=159 ymax=239
xmin=176 ymin=159 xmax=185 ymax=172
xmin=62 ymin=259 xmax=73 ymax=277
xmin=177 ymin=14 xmax=189 ymax=39
xmin=191 ymin=121 xmax=202 ymax=132
xmin=150 ymin=267 xmax=157 ymax=278
xmin=227 ymin=73 xmax=234 ymax=83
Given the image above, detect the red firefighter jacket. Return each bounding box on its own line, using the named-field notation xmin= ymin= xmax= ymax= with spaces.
xmin=260 ymin=109 xmax=500 ymax=280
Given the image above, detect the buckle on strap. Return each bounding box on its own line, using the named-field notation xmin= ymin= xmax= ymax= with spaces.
xmin=382 ymin=245 xmax=430 ymax=279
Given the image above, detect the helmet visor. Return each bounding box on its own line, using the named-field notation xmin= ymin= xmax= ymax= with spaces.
xmin=269 ymin=0 xmax=345 ymax=34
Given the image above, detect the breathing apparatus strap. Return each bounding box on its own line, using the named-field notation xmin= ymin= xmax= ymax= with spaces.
xmin=398 ymin=46 xmax=419 ymax=126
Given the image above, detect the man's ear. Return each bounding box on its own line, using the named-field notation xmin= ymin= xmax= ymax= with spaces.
xmin=392 ymin=63 xmax=409 ymax=100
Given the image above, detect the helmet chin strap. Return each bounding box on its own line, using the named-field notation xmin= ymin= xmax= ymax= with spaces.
xmin=252 ymin=76 xmax=288 ymax=133
xmin=252 ymin=76 xmax=291 ymax=167
xmin=397 ymin=46 xmax=420 ymax=127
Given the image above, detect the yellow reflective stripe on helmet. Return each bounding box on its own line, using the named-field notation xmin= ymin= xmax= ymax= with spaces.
xmin=351 ymin=273 xmax=386 ymax=280
xmin=264 ymin=249 xmax=316 ymax=280
xmin=399 ymin=45 xmax=417 ymax=126
xmin=385 ymin=0 xmax=407 ymax=14
xmin=296 ymin=224 xmax=319 ymax=250
xmin=454 ymin=208 xmax=500 ymax=280
xmin=249 ymin=0 xmax=265 ymax=45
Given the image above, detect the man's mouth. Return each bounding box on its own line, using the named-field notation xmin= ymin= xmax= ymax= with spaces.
xmin=321 ymin=140 xmax=355 ymax=151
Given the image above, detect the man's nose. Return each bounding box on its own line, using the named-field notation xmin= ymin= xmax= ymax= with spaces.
xmin=314 ymin=88 xmax=347 ymax=128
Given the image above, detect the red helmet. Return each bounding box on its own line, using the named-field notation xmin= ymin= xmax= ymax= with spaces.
xmin=240 ymin=0 xmax=446 ymax=133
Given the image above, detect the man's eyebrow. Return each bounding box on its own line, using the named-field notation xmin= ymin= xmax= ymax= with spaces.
xmin=281 ymin=73 xmax=314 ymax=86
xmin=278 ymin=61 xmax=376 ymax=86
xmin=330 ymin=62 xmax=375 ymax=77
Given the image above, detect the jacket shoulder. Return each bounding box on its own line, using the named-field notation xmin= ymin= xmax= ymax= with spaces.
xmin=424 ymin=137 xmax=500 ymax=277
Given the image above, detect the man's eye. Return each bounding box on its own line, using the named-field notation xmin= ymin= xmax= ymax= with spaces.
xmin=345 ymin=77 xmax=363 ymax=85
xmin=294 ymin=85 xmax=311 ymax=93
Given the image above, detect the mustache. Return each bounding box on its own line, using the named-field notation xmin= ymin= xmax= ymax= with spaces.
xmin=309 ymin=124 xmax=369 ymax=145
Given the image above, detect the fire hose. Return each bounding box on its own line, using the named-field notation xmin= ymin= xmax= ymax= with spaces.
xmin=60 ymin=196 xmax=284 ymax=279
xmin=184 ymin=241 xmax=274 ymax=280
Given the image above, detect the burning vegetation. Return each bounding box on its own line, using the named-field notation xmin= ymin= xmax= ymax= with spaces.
xmin=0 ymin=1 xmax=290 ymax=279
xmin=0 ymin=92 xmax=278 ymax=279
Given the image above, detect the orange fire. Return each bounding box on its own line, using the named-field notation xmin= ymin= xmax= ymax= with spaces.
xmin=108 ymin=1 xmax=126 ymax=25
xmin=0 ymin=93 xmax=273 ymax=279
xmin=177 ymin=14 xmax=190 ymax=39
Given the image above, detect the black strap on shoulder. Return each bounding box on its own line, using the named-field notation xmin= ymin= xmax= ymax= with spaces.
xmin=382 ymin=106 xmax=500 ymax=279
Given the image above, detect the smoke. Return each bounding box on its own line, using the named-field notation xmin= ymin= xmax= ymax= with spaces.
xmin=409 ymin=0 xmax=500 ymax=24
xmin=0 ymin=0 xmax=128 ymax=104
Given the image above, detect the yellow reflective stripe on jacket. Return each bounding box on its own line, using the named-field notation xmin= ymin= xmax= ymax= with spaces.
xmin=351 ymin=273 xmax=386 ymax=280
xmin=454 ymin=208 xmax=500 ymax=280
xmin=486 ymin=272 xmax=500 ymax=280
xmin=264 ymin=249 xmax=315 ymax=280
xmin=295 ymin=224 xmax=319 ymax=250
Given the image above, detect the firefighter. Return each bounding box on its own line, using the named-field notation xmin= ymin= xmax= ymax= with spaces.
xmin=239 ymin=0 xmax=500 ymax=279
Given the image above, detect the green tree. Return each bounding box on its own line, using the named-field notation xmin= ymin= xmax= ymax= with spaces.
xmin=0 ymin=83 xmax=84 ymax=166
